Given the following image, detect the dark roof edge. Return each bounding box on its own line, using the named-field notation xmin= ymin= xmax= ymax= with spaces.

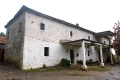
xmin=5 ymin=5 xmax=26 ymax=28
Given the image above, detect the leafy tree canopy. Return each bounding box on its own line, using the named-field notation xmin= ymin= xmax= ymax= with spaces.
xmin=112 ymin=21 xmax=120 ymax=56
xmin=0 ymin=32 xmax=6 ymax=37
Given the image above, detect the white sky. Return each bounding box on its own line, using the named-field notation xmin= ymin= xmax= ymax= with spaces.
xmin=0 ymin=0 xmax=120 ymax=34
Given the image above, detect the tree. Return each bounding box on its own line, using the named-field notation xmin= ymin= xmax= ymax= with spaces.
xmin=112 ymin=21 xmax=120 ymax=62
xmin=0 ymin=32 xmax=6 ymax=37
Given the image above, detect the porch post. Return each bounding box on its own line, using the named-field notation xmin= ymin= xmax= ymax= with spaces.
xmin=100 ymin=45 xmax=104 ymax=66
xmin=110 ymin=47 xmax=113 ymax=64
xmin=81 ymin=41 xmax=87 ymax=69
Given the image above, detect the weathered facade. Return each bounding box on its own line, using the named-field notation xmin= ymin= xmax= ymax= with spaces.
xmin=5 ymin=5 xmax=114 ymax=69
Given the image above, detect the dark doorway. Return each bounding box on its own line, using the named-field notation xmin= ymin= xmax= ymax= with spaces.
xmin=0 ymin=49 xmax=4 ymax=62
xmin=70 ymin=49 xmax=74 ymax=63
xmin=98 ymin=51 xmax=101 ymax=62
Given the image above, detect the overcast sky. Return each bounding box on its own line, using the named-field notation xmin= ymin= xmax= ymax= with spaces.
xmin=0 ymin=0 xmax=120 ymax=34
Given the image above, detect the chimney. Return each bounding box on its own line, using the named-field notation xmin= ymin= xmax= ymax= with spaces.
xmin=76 ymin=23 xmax=79 ymax=26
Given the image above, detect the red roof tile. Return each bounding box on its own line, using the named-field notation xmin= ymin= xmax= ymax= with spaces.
xmin=0 ymin=37 xmax=5 ymax=44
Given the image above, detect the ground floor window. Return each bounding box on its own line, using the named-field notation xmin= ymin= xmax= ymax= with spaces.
xmin=88 ymin=50 xmax=90 ymax=56
xmin=44 ymin=47 xmax=49 ymax=56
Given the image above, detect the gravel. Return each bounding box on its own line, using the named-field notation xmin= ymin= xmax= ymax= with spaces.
xmin=0 ymin=63 xmax=120 ymax=80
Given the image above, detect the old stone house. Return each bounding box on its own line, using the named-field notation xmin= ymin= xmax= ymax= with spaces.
xmin=0 ymin=37 xmax=5 ymax=62
xmin=5 ymin=5 xmax=115 ymax=69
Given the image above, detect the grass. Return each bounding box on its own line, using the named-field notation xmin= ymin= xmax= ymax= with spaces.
xmin=71 ymin=74 xmax=86 ymax=76
xmin=23 ymin=67 xmax=60 ymax=72
xmin=89 ymin=67 xmax=110 ymax=71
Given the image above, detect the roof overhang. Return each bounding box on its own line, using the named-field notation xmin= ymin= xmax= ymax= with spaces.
xmin=95 ymin=31 xmax=115 ymax=38
xmin=60 ymin=39 xmax=105 ymax=47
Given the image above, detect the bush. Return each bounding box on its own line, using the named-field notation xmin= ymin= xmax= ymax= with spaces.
xmin=86 ymin=60 xmax=89 ymax=64
xmin=59 ymin=58 xmax=70 ymax=67
xmin=43 ymin=64 xmax=46 ymax=68
xmin=89 ymin=59 xmax=93 ymax=63
xmin=77 ymin=60 xmax=83 ymax=65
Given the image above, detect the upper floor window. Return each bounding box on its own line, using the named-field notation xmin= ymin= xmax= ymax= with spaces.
xmin=40 ymin=23 xmax=45 ymax=30
xmin=104 ymin=41 xmax=106 ymax=45
xmin=70 ymin=31 xmax=72 ymax=37
xmin=7 ymin=31 xmax=9 ymax=40
xmin=18 ymin=22 xmax=21 ymax=32
xmin=88 ymin=36 xmax=90 ymax=40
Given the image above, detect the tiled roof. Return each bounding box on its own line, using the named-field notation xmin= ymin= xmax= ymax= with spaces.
xmin=0 ymin=37 xmax=5 ymax=44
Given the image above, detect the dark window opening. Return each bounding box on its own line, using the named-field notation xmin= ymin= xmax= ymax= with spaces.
xmin=7 ymin=32 xmax=9 ymax=40
xmin=40 ymin=23 xmax=45 ymax=30
xmin=88 ymin=36 xmax=90 ymax=40
xmin=44 ymin=47 xmax=49 ymax=56
xmin=104 ymin=41 xmax=106 ymax=45
xmin=70 ymin=31 xmax=72 ymax=36
xmin=88 ymin=50 xmax=90 ymax=56
xmin=19 ymin=22 xmax=21 ymax=32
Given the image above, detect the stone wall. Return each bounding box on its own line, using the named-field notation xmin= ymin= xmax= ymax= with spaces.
xmin=5 ymin=12 xmax=25 ymax=68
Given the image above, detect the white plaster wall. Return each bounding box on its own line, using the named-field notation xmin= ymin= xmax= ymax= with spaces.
xmin=101 ymin=38 xmax=109 ymax=45
xmin=24 ymin=12 xmax=96 ymax=44
xmin=76 ymin=46 xmax=99 ymax=62
xmin=22 ymin=12 xmax=103 ymax=69
xmin=23 ymin=36 xmax=72 ymax=69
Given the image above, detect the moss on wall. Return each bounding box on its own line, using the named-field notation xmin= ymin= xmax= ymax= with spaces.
xmin=5 ymin=56 xmax=22 ymax=68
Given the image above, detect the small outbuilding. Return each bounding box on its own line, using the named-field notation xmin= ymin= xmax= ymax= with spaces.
xmin=0 ymin=37 xmax=5 ymax=62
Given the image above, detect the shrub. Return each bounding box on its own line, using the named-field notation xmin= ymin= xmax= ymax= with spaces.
xmin=59 ymin=58 xmax=70 ymax=67
xmin=43 ymin=64 xmax=46 ymax=68
xmin=86 ymin=60 xmax=89 ymax=64
xmin=89 ymin=59 xmax=93 ymax=63
xmin=77 ymin=60 xmax=83 ymax=65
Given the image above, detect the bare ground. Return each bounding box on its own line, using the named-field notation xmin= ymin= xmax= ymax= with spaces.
xmin=0 ymin=63 xmax=120 ymax=80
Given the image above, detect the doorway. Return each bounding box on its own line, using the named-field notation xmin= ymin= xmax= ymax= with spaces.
xmin=0 ymin=49 xmax=4 ymax=62
xmin=70 ymin=49 xmax=74 ymax=63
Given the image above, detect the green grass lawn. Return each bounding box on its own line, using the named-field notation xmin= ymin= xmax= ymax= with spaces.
xmin=23 ymin=67 xmax=60 ymax=72
xmin=89 ymin=67 xmax=110 ymax=71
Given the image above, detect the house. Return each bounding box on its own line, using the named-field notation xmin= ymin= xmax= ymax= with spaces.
xmin=4 ymin=5 xmax=115 ymax=69
xmin=0 ymin=37 xmax=5 ymax=62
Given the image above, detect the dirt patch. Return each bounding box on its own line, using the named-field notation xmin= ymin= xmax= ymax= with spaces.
xmin=0 ymin=63 xmax=120 ymax=80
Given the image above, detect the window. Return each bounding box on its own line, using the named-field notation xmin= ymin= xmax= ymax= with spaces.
xmin=44 ymin=47 xmax=49 ymax=56
xmin=7 ymin=31 xmax=9 ymax=40
xmin=88 ymin=36 xmax=90 ymax=40
xmin=40 ymin=23 xmax=45 ymax=30
xmin=104 ymin=41 xmax=105 ymax=45
xmin=88 ymin=50 xmax=90 ymax=56
xmin=70 ymin=31 xmax=72 ymax=36
xmin=18 ymin=22 xmax=21 ymax=32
